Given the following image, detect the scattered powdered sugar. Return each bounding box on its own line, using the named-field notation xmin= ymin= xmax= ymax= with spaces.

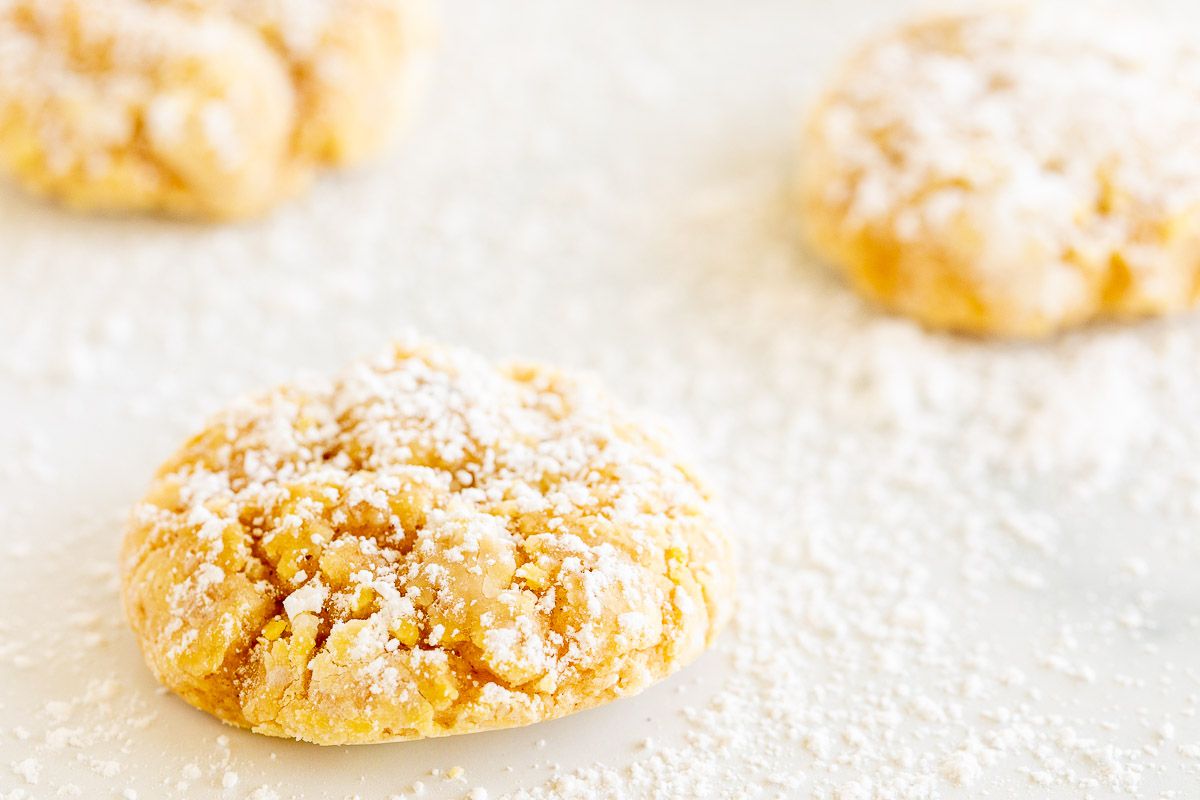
xmin=9 ymin=758 xmax=39 ymax=786
xmin=2 ymin=0 xmax=1200 ymax=798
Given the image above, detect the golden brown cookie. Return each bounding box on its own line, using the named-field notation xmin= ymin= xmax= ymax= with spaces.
xmin=799 ymin=6 xmax=1200 ymax=336
xmin=0 ymin=0 xmax=432 ymax=219
xmin=121 ymin=339 xmax=734 ymax=744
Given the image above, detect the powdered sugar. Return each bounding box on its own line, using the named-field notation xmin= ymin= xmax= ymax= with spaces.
xmin=2 ymin=0 xmax=1200 ymax=797
xmin=282 ymin=581 xmax=328 ymax=620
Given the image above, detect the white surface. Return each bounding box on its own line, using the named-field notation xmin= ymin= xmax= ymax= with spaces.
xmin=2 ymin=1 xmax=1200 ymax=798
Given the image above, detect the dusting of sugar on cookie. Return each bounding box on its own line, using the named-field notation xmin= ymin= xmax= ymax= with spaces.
xmin=120 ymin=337 xmax=734 ymax=745
xmin=801 ymin=5 xmax=1200 ymax=335
xmin=0 ymin=0 xmax=434 ymax=218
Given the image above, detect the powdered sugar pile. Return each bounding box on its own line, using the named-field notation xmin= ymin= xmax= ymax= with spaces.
xmin=3 ymin=0 xmax=1200 ymax=798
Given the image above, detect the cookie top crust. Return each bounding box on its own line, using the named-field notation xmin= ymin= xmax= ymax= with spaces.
xmin=121 ymin=339 xmax=733 ymax=744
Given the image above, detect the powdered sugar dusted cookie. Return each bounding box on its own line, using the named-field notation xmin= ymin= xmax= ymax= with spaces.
xmin=121 ymin=339 xmax=733 ymax=744
xmin=0 ymin=0 xmax=432 ymax=219
xmin=799 ymin=6 xmax=1200 ymax=336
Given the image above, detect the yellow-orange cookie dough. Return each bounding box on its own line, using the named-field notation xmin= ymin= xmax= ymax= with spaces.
xmin=799 ymin=6 xmax=1200 ymax=336
xmin=121 ymin=339 xmax=734 ymax=745
xmin=0 ymin=0 xmax=431 ymax=219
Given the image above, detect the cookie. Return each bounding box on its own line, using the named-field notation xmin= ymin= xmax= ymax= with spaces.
xmin=0 ymin=0 xmax=432 ymax=219
xmin=121 ymin=339 xmax=734 ymax=745
xmin=799 ymin=6 xmax=1200 ymax=336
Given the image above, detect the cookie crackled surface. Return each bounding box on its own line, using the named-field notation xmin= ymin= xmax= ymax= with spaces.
xmin=120 ymin=339 xmax=734 ymax=745
xmin=799 ymin=5 xmax=1200 ymax=336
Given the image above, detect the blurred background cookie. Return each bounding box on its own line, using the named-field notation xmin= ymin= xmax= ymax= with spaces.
xmin=799 ymin=5 xmax=1200 ymax=336
xmin=0 ymin=0 xmax=432 ymax=220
